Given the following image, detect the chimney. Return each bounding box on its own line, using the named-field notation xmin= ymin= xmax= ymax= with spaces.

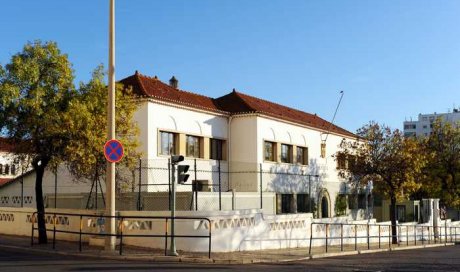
xmin=169 ymin=76 xmax=178 ymax=89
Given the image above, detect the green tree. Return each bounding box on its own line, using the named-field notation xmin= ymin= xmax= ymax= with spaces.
xmin=423 ymin=120 xmax=460 ymax=209
xmin=337 ymin=122 xmax=426 ymax=243
xmin=64 ymin=65 xmax=140 ymax=200
xmin=0 ymin=41 xmax=76 ymax=243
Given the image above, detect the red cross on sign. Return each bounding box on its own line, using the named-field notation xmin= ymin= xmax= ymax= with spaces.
xmin=104 ymin=139 xmax=124 ymax=163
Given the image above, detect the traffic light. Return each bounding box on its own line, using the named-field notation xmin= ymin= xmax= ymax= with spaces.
xmin=171 ymin=155 xmax=184 ymax=164
xmin=177 ymin=165 xmax=190 ymax=184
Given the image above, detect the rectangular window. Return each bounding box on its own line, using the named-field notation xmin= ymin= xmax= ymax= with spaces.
xmin=281 ymin=144 xmax=292 ymax=163
xmin=186 ymin=135 xmax=201 ymax=158
xmin=210 ymin=139 xmax=224 ymax=160
xmin=264 ymin=141 xmax=276 ymax=161
xmin=357 ymin=194 xmax=366 ymax=209
xmin=281 ymin=194 xmax=292 ymax=214
xmin=337 ymin=153 xmax=347 ymax=169
xmin=296 ymin=146 xmax=308 ymax=165
xmin=397 ymin=205 xmax=406 ymax=222
xmin=160 ymin=131 xmax=176 ymax=155
xmin=296 ymin=193 xmax=310 ymax=213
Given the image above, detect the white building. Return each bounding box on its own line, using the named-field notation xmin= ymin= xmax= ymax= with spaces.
xmin=403 ymin=109 xmax=460 ymax=137
xmin=0 ymin=72 xmax=360 ymax=218
xmin=0 ymin=138 xmax=22 ymax=187
xmin=120 ymin=71 xmax=358 ymax=217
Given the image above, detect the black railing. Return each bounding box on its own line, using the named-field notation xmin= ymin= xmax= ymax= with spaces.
xmin=31 ymin=212 xmax=212 ymax=258
xmin=309 ymin=222 xmax=460 ymax=255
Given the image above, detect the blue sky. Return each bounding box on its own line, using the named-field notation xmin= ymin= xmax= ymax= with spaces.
xmin=1 ymin=0 xmax=460 ymax=132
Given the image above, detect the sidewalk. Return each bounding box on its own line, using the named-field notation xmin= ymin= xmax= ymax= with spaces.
xmin=0 ymin=234 xmax=455 ymax=264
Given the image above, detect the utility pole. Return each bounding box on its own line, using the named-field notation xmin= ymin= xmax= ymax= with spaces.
xmin=105 ymin=0 xmax=116 ymax=251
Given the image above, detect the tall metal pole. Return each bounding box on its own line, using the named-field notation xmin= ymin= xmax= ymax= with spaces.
xmin=54 ymin=168 xmax=57 ymax=208
xmin=21 ymin=166 xmax=24 ymax=208
xmin=308 ymin=175 xmax=311 ymax=213
xmin=105 ymin=0 xmax=116 ymax=251
xmin=168 ymin=162 xmax=178 ymax=256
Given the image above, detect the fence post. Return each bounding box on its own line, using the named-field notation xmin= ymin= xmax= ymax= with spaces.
xmin=21 ymin=167 xmax=24 ymax=208
xmin=378 ymin=225 xmax=381 ymax=249
xmin=218 ymin=159 xmax=222 ymax=211
xmin=309 ymin=223 xmax=314 ymax=255
xmin=355 ymin=224 xmax=357 ymax=251
xmin=53 ymin=214 xmax=56 ymax=249
xmin=79 ymin=215 xmax=82 ymax=252
xmin=406 ymin=226 xmax=409 ymax=246
xmin=259 ymin=163 xmax=263 ymax=210
xmin=388 ymin=225 xmax=391 ymax=249
xmin=445 ymin=223 xmax=447 ymax=245
xmin=367 ymin=223 xmax=370 ymax=250
xmin=325 ymin=224 xmax=328 ymax=253
xmin=168 ymin=159 xmax=171 ymax=211
xmin=119 ymin=217 xmax=124 ymax=255
xmin=414 ymin=226 xmax=417 ymax=246
xmin=194 ymin=158 xmax=198 ymax=211
xmin=340 ymin=223 xmax=343 ymax=252
xmin=422 ymin=226 xmax=425 ymax=245
xmin=137 ymin=158 xmax=142 ymax=211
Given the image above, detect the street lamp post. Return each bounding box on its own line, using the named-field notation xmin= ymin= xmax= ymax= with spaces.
xmin=105 ymin=0 xmax=116 ymax=251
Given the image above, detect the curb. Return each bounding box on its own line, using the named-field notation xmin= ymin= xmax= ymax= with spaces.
xmin=0 ymin=242 xmax=455 ymax=265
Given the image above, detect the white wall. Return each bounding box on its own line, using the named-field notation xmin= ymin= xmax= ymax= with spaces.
xmin=0 ymin=165 xmax=93 ymax=208
xmin=255 ymin=116 xmax=350 ymax=215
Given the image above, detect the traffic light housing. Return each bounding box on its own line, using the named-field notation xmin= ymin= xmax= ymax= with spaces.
xmin=171 ymin=155 xmax=184 ymax=164
xmin=177 ymin=165 xmax=190 ymax=184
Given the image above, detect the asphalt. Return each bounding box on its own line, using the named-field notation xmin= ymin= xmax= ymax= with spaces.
xmin=0 ymin=234 xmax=456 ymax=265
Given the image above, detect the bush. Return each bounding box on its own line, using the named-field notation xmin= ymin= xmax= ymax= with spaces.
xmin=335 ymin=194 xmax=348 ymax=216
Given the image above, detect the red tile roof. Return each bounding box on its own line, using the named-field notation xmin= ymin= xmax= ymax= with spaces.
xmin=0 ymin=137 xmax=15 ymax=153
xmin=120 ymin=72 xmax=225 ymax=113
xmin=215 ymin=90 xmax=356 ymax=138
xmin=120 ymin=72 xmax=356 ymax=138
xmin=0 ymin=178 xmax=12 ymax=187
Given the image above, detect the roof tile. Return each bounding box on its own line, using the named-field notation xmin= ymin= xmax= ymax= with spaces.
xmin=120 ymin=72 xmax=356 ymax=138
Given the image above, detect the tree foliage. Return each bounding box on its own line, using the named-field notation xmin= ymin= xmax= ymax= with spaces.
xmin=0 ymin=40 xmax=76 ymax=243
xmin=423 ymin=119 xmax=460 ymax=208
xmin=337 ymin=122 xmax=427 ymax=242
xmin=64 ymin=65 xmax=141 ymax=194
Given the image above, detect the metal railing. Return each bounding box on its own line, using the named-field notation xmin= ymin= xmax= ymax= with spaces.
xmin=309 ymin=222 xmax=460 ymax=255
xmin=31 ymin=212 xmax=212 ymax=258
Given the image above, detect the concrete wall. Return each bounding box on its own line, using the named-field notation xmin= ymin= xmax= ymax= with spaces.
xmin=0 ymin=165 xmax=92 ymax=208
xmin=1 ymin=207 xmax=458 ymax=252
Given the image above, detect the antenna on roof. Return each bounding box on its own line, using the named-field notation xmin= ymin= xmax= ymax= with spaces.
xmin=323 ymin=90 xmax=344 ymax=143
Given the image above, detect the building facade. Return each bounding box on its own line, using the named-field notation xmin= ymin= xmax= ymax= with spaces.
xmin=121 ymin=72 xmax=358 ymax=217
xmin=403 ymin=109 xmax=460 ymax=137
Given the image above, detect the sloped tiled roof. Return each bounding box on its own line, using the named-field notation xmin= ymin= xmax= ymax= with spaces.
xmin=120 ymin=72 xmax=356 ymax=138
xmin=0 ymin=178 xmax=12 ymax=187
xmin=215 ymin=90 xmax=356 ymax=138
xmin=0 ymin=137 xmax=15 ymax=153
xmin=120 ymin=72 xmax=225 ymax=113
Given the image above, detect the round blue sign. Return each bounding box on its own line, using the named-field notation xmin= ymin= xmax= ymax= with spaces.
xmin=104 ymin=139 xmax=124 ymax=163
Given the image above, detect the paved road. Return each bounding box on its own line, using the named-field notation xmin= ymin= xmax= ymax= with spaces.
xmin=1 ymin=245 xmax=459 ymax=271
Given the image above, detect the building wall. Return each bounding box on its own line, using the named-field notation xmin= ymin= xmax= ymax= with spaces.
xmin=137 ymin=102 xmax=229 ymax=192
xmin=133 ymin=101 xmax=355 ymax=217
xmin=255 ymin=116 xmax=350 ymax=216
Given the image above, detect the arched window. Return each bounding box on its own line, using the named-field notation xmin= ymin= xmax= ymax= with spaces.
xmin=11 ymin=164 xmax=16 ymax=175
xmin=0 ymin=164 xmax=3 ymax=175
xmin=4 ymin=164 xmax=9 ymax=175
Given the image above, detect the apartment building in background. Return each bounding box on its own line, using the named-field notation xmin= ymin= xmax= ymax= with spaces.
xmin=403 ymin=109 xmax=460 ymax=137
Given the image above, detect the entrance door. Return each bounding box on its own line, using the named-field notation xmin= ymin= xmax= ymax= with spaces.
xmin=321 ymin=196 xmax=329 ymax=218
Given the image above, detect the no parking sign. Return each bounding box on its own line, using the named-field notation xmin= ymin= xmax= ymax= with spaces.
xmin=104 ymin=139 xmax=124 ymax=163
